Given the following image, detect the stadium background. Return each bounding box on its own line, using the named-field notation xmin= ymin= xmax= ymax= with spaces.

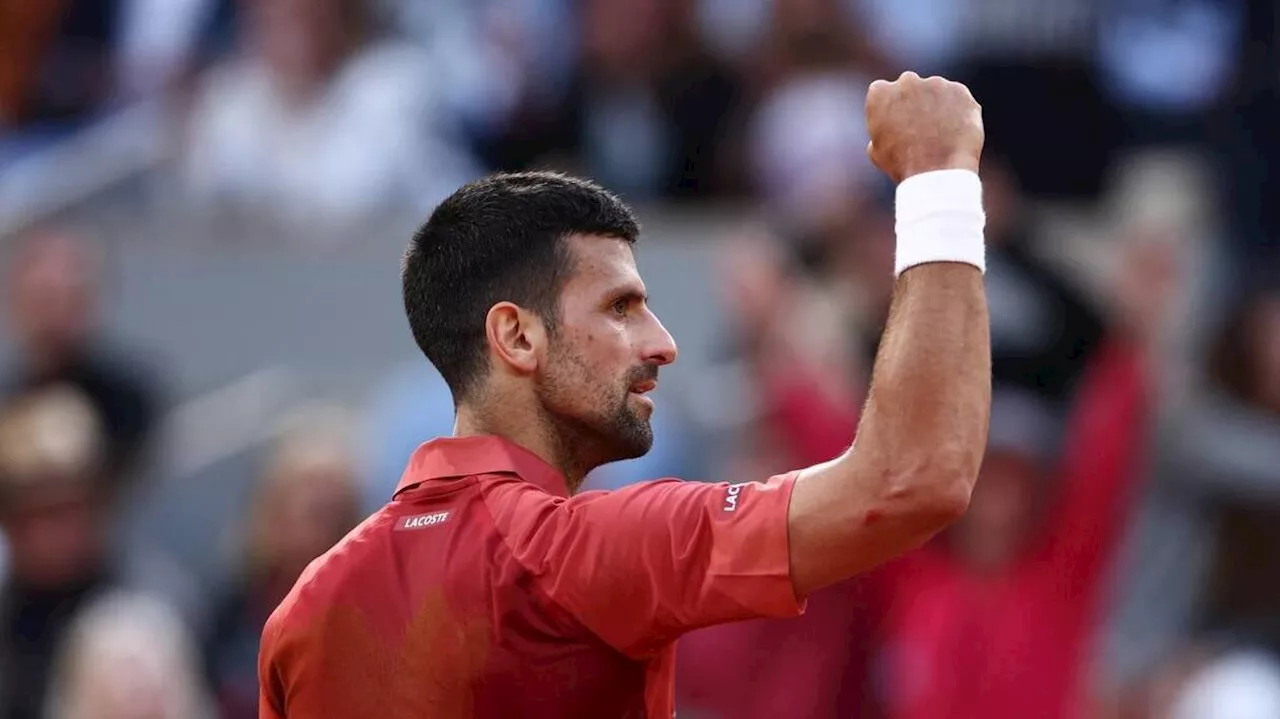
xmin=1 ymin=0 xmax=1279 ymax=716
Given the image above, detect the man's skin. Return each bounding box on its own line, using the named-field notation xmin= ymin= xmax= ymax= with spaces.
xmin=455 ymin=71 xmax=990 ymax=598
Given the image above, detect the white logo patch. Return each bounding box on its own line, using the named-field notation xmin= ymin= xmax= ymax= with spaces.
xmin=397 ymin=511 xmax=452 ymax=530
xmin=723 ymin=484 xmax=743 ymax=513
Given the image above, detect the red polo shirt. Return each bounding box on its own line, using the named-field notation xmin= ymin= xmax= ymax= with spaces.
xmin=259 ymin=435 xmax=804 ymax=718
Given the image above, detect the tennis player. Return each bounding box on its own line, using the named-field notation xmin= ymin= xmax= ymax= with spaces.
xmin=259 ymin=71 xmax=991 ymax=719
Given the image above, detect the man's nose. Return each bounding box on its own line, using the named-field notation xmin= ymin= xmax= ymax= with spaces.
xmin=643 ymin=311 xmax=678 ymax=366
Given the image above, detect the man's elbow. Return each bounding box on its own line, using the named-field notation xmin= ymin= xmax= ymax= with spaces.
xmin=891 ymin=451 xmax=978 ymax=527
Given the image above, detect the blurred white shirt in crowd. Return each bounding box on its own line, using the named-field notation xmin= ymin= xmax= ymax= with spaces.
xmin=1170 ymin=650 xmax=1280 ymax=719
xmin=387 ymin=0 xmax=576 ymax=136
xmin=118 ymin=0 xmax=214 ymax=99
xmin=182 ymin=41 xmax=480 ymax=234
xmin=748 ymin=70 xmax=874 ymax=224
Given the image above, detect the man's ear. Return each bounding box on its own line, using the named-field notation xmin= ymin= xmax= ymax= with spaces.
xmin=484 ymin=302 xmax=547 ymax=377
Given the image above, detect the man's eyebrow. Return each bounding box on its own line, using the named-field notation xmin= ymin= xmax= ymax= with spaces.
xmin=604 ymin=285 xmax=648 ymax=303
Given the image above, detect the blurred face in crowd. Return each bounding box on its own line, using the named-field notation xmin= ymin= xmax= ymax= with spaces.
xmin=256 ymin=454 xmax=360 ymax=583
xmin=528 ymin=236 xmax=677 ymax=475
xmin=5 ymin=233 xmax=98 ymax=368
xmin=2 ymin=483 xmax=107 ymax=590
xmin=245 ymin=0 xmax=365 ymax=99
xmin=719 ymin=233 xmax=791 ymax=348
xmin=773 ymin=0 xmax=842 ymax=32
xmin=838 ymin=200 xmax=896 ymax=321
xmin=581 ymin=0 xmax=672 ymax=80
xmin=953 ymin=450 xmax=1040 ymax=572
xmin=1248 ymin=294 xmax=1280 ymax=414
xmin=981 ymin=160 xmax=1022 ymax=246
xmin=767 ymin=0 xmax=852 ymax=70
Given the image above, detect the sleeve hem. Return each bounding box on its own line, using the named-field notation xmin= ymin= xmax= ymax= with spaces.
xmin=766 ymin=471 xmax=808 ymax=618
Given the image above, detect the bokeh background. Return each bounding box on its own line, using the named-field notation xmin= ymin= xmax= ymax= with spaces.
xmin=1 ymin=0 xmax=1279 ymax=717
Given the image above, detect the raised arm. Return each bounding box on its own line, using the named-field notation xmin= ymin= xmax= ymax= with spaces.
xmin=788 ymin=73 xmax=991 ymax=595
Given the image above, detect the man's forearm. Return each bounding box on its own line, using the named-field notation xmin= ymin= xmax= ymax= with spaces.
xmin=855 ymin=263 xmax=990 ymax=515
xmin=787 ymin=264 xmax=989 ymax=592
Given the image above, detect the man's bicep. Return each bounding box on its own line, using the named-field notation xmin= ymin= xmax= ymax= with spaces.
xmin=537 ymin=476 xmax=803 ymax=657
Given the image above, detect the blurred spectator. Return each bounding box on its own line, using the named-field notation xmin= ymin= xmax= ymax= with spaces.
xmin=0 ymin=385 xmax=125 ymax=719
xmin=479 ymin=0 xmax=747 ymax=201
xmin=678 ymin=231 xmax=872 ymax=719
xmin=1121 ymin=644 xmax=1280 ymax=719
xmin=0 ymin=0 xmax=120 ymax=146
xmin=949 ymin=0 xmax=1121 ymax=201
xmin=0 ymin=0 xmax=235 ymax=140
xmin=1103 ymin=282 xmax=1280 ymax=698
xmin=746 ymin=0 xmax=881 ymax=228
xmin=2 ymin=230 xmax=162 ymax=491
xmin=874 ymin=338 xmax=1149 ymax=719
xmin=983 ymin=157 xmax=1107 ymax=404
xmin=116 ymin=0 xmax=234 ymax=101
xmin=1166 ymin=648 xmax=1280 ymax=719
xmin=853 ymin=0 xmax=965 ymax=76
xmin=202 ymin=408 xmax=362 ymax=718
xmin=871 ymin=239 xmax=1177 ymax=718
xmin=44 ymin=590 xmax=213 ymax=719
xmin=790 ymin=155 xmax=1109 ymax=408
xmin=180 ymin=0 xmax=480 ymax=234
xmin=385 ymin=0 xmax=577 ymax=151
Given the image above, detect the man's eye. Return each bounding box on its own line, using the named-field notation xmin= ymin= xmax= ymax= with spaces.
xmin=610 ymin=299 xmax=629 ymax=316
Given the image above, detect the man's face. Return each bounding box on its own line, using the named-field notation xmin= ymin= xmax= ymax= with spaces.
xmin=6 ymin=234 xmax=96 ymax=364
xmin=535 ymin=235 xmax=678 ymax=466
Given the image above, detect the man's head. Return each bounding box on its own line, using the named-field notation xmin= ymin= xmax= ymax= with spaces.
xmin=402 ymin=172 xmax=678 ymax=479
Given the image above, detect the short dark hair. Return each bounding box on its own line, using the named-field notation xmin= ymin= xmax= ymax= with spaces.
xmin=402 ymin=172 xmax=640 ymax=402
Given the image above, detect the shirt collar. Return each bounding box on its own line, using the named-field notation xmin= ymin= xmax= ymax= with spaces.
xmin=393 ymin=435 xmax=570 ymax=499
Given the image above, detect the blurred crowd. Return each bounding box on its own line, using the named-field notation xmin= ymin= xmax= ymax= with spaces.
xmin=2 ymin=0 xmax=1280 ymax=717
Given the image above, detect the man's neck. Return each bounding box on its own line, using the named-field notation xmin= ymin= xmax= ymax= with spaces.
xmin=453 ymin=403 xmax=590 ymax=493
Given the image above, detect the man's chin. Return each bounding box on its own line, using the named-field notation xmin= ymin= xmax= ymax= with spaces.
xmin=607 ymin=419 xmax=654 ymax=463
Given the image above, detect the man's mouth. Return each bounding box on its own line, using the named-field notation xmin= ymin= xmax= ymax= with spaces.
xmin=630 ymin=380 xmax=658 ymax=394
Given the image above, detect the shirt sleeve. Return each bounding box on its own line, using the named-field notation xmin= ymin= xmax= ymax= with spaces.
xmin=495 ymin=473 xmax=805 ymax=658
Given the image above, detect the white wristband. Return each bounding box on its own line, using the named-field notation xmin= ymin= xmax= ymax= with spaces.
xmin=894 ymin=169 xmax=986 ymax=277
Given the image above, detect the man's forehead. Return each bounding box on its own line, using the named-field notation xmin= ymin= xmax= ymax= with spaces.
xmin=563 ymin=234 xmax=642 ymax=289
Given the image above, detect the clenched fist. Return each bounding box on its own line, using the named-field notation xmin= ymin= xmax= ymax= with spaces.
xmin=865 ymin=72 xmax=984 ymax=184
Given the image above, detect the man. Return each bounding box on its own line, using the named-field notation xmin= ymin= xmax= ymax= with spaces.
xmin=0 ymin=385 xmax=121 ymax=719
xmin=3 ymin=229 xmax=161 ymax=489
xmin=259 ymin=71 xmax=992 ymax=718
